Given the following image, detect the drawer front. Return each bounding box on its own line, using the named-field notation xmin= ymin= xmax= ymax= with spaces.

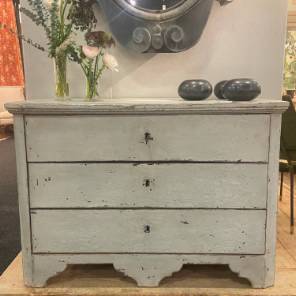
xmin=31 ymin=209 xmax=266 ymax=254
xmin=29 ymin=163 xmax=268 ymax=209
xmin=25 ymin=115 xmax=270 ymax=162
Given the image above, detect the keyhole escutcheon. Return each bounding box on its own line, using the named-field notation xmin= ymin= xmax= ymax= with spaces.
xmin=144 ymin=225 xmax=151 ymax=233
xmin=143 ymin=179 xmax=151 ymax=187
xmin=144 ymin=132 xmax=154 ymax=144
xmin=143 ymin=178 xmax=155 ymax=191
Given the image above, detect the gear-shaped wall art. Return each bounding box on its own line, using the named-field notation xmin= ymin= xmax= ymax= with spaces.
xmin=97 ymin=0 xmax=234 ymax=53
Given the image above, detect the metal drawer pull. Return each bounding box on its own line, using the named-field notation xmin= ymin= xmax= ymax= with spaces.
xmin=144 ymin=132 xmax=154 ymax=144
xmin=144 ymin=225 xmax=151 ymax=233
xmin=143 ymin=178 xmax=155 ymax=192
xmin=143 ymin=179 xmax=151 ymax=187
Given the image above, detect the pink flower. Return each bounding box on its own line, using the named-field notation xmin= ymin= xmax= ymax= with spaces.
xmin=103 ymin=53 xmax=119 ymax=72
xmin=82 ymin=45 xmax=100 ymax=59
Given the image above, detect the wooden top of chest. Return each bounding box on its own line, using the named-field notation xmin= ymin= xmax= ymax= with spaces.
xmin=5 ymin=99 xmax=288 ymax=115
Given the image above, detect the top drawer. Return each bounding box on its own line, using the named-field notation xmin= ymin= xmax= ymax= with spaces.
xmin=25 ymin=115 xmax=270 ymax=162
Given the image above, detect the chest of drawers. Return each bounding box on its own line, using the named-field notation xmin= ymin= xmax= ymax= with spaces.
xmin=6 ymin=99 xmax=288 ymax=288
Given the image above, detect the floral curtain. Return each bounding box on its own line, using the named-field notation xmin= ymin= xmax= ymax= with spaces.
xmin=0 ymin=0 xmax=24 ymax=86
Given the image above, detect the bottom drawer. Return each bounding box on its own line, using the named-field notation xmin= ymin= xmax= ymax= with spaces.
xmin=31 ymin=210 xmax=266 ymax=255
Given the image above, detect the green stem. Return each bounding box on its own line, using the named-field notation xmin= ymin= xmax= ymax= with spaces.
xmin=60 ymin=0 xmax=72 ymax=42
xmin=80 ymin=64 xmax=88 ymax=76
xmin=84 ymin=53 xmax=108 ymax=101
xmin=94 ymin=55 xmax=99 ymax=79
xmin=54 ymin=52 xmax=69 ymax=99
xmin=85 ymin=58 xmax=96 ymax=101
xmin=61 ymin=0 xmax=68 ymax=22
xmin=60 ymin=0 xmax=66 ymax=42
xmin=96 ymin=65 xmax=106 ymax=81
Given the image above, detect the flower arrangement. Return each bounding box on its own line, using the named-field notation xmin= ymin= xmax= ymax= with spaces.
xmin=1 ymin=0 xmax=118 ymax=100
xmin=69 ymin=30 xmax=117 ymax=100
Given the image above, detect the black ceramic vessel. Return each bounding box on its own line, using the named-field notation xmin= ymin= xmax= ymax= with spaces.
xmin=178 ymin=80 xmax=212 ymax=101
xmin=214 ymin=80 xmax=228 ymax=100
xmin=222 ymin=79 xmax=261 ymax=101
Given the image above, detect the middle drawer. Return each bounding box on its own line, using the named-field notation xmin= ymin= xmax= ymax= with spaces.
xmin=29 ymin=163 xmax=267 ymax=209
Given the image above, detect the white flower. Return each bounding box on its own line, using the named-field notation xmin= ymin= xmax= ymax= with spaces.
xmin=82 ymin=45 xmax=100 ymax=59
xmin=103 ymin=53 xmax=119 ymax=72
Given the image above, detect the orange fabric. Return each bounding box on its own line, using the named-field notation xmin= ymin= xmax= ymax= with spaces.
xmin=0 ymin=0 xmax=24 ymax=86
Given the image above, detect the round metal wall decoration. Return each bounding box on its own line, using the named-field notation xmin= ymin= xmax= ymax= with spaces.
xmin=97 ymin=0 xmax=233 ymax=53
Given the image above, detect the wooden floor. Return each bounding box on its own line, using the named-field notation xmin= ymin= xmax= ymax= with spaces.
xmin=0 ymin=125 xmax=13 ymax=140
xmin=0 ymin=174 xmax=296 ymax=296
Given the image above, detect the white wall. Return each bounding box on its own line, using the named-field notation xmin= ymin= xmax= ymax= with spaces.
xmin=20 ymin=0 xmax=288 ymax=100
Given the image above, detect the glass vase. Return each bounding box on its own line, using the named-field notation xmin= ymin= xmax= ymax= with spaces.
xmin=54 ymin=52 xmax=69 ymax=100
xmin=85 ymin=74 xmax=98 ymax=101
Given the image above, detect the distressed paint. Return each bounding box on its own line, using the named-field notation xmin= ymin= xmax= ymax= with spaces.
xmin=5 ymin=99 xmax=288 ymax=288
xmin=27 ymin=253 xmax=272 ymax=288
xmin=12 ymin=116 xmax=33 ymax=285
xmin=31 ymin=209 xmax=266 ymax=254
xmin=29 ymin=163 xmax=268 ymax=209
xmin=24 ymin=114 xmax=270 ymax=162
xmin=5 ymin=99 xmax=289 ymax=115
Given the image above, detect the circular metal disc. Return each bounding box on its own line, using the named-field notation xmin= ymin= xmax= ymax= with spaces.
xmin=124 ymin=0 xmax=186 ymax=12
xmin=113 ymin=0 xmax=202 ymax=21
